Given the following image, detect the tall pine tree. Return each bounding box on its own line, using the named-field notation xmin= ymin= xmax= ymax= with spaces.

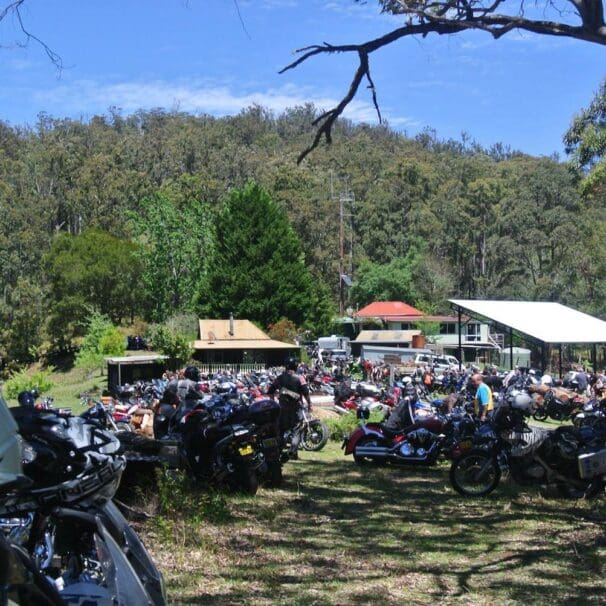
xmin=199 ymin=182 xmax=325 ymax=329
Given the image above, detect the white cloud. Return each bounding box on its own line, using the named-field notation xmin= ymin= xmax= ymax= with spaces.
xmin=34 ymin=78 xmax=415 ymax=127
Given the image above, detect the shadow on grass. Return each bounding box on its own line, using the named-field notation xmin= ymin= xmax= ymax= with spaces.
xmin=140 ymin=448 xmax=606 ymax=605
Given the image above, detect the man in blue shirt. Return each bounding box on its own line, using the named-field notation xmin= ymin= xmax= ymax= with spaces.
xmin=472 ymin=373 xmax=493 ymax=422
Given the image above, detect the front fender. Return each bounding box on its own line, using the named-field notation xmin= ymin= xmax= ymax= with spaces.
xmin=343 ymin=425 xmax=385 ymax=455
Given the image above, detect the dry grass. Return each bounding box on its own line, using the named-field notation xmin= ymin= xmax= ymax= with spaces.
xmin=130 ymin=443 xmax=606 ymax=605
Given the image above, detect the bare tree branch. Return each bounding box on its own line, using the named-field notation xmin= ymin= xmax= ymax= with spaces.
xmin=0 ymin=0 xmax=62 ymax=70
xmin=283 ymin=0 xmax=606 ymax=162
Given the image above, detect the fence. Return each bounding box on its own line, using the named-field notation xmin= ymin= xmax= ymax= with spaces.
xmin=196 ymin=363 xmax=269 ymax=374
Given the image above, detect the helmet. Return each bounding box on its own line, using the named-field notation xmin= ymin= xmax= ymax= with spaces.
xmin=509 ymin=389 xmax=533 ymax=411
xmin=541 ymin=374 xmax=553 ymax=386
xmin=284 ymin=357 xmax=298 ymax=371
xmin=184 ymin=366 xmax=200 ymax=382
xmin=404 ymin=383 xmax=417 ymax=399
xmin=17 ymin=390 xmax=38 ymax=407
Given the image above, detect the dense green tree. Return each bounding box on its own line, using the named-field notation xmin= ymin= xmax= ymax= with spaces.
xmin=43 ymin=229 xmax=143 ymax=342
xmin=129 ymin=190 xmax=212 ymax=323
xmin=350 ymin=254 xmax=418 ymax=308
xmin=565 ymin=78 xmax=606 ymax=198
xmin=200 ymin=182 xmax=323 ymax=328
xmin=0 ymin=277 xmax=46 ymax=368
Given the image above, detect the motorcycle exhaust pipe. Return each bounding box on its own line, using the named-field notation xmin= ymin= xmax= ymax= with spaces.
xmin=354 ymin=446 xmax=390 ymax=457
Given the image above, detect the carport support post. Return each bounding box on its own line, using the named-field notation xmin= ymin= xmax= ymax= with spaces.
xmin=592 ymin=344 xmax=597 ymax=373
xmin=558 ymin=344 xmax=563 ymax=379
xmin=509 ymin=328 xmax=514 ymax=370
xmin=457 ymin=307 xmax=462 ymax=371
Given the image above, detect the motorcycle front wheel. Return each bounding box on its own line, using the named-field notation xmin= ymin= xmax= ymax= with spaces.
xmin=449 ymin=450 xmax=501 ymax=497
xmin=300 ymin=420 xmax=330 ymax=451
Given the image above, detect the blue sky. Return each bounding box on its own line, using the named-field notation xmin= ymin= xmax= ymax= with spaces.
xmin=0 ymin=0 xmax=605 ymax=157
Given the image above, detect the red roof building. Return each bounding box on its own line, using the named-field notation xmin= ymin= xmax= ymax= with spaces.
xmin=355 ymin=301 xmax=424 ymax=319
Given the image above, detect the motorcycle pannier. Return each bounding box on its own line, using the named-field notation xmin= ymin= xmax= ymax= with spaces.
xmin=578 ymin=448 xmax=606 ymax=479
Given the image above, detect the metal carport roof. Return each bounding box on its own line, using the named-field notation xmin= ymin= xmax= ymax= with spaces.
xmin=449 ymin=299 xmax=606 ymax=344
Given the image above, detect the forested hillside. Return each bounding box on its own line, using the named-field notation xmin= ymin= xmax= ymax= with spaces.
xmin=1 ymin=104 xmax=604 ymax=367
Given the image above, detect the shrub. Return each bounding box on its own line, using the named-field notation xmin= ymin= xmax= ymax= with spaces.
xmin=324 ymin=410 xmax=385 ymax=442
xmin=3 ymin=367 xmax=56 ymax=400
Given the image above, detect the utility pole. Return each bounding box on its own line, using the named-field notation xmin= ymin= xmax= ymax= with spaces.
xmin=334 ymin=175 xmax=355 ymax=316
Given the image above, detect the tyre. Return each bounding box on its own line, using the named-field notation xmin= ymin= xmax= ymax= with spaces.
xmin=556 ymin=480 xmax=597 ymax=499
xmin=353 ymin=435 xmax=388 ymax=466
xmin=301 ymin=420 xmax=330 ymax=452
xmin=263 ymin=460 xmax=283 ymax=488
xmin=449 ymin=450 xmax=501 ymax=497
xmin=115 ymin=421 xmax=133 ymax=433
xmin=532 ymin=407 xmax=548 ymax=422
xmin=237 ymin=467 xmax=259 ymax=495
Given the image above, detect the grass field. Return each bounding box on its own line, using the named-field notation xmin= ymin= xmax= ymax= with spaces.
xmin=131 ymin=442 xmax=606 ymax=606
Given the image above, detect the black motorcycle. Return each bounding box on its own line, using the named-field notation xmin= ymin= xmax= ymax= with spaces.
xmin=532 ymin=389 xmax=584 ymax=422
xmin=4 ymin=403 xmax=167 ymax=605
xmin=120 ymin=395 xmax=272 ymax=494
xmin=449 ymin=404 xmax=606 ymax=498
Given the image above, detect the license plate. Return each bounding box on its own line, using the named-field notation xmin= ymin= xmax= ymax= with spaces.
xmin=459 ymin=440 xmax=472 ymax=451
xmin=239 ymin=445 xmax=254 ymax=456
xmin=262 ymin=438 xmax=278 ymax=448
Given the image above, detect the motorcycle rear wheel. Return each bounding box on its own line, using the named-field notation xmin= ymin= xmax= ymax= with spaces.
xmin=449 ymin=450 xmax=501 ymax=497
xmin=301 ymin=420 xmax=330 ymax=451
xmin=115 ymin=421 xmax=133 ymax=432
xmin=532 ymin=408 xmax=548 ymax=422
xmin=263 ymin=460 xmax=283 ymax=488
xmin=353 ymin=435 xmax=388 ymax=466
xmin=236 ymin=467 xmax=259 ymax=495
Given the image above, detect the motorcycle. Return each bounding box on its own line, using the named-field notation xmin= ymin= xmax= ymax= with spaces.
xmin=120 ymin=394 xmax=273 ymax=493
xmin=1 ymin=395 xmax=166 ymax=605
xmin=532 ymin=388 xmax=585 ymax=422
xmin=449 ymin=400 xmax=606 ymax=498
xmin=343 ymin=395 xmax=477 ymax=467
xmin=81 ymin=399 xmax=134 ymax=433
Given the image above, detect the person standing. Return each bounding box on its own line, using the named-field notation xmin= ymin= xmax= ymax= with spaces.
xmin=268 ymin=357 xmax=312 ymax=459
xmin=471 ymin=373 xmax=493 ymax=422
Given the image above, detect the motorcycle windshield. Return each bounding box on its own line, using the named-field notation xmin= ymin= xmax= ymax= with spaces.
xmin=96 ymin=524 xmax=155 ymax=605
xmin=101 ymin=501 xmax=165 ymax=590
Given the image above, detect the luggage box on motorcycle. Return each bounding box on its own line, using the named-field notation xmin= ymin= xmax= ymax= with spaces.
xmin=248 ymin=399 xmax=281 ymax=425
xmin=578 ymin=448 xmax=606 ymax=479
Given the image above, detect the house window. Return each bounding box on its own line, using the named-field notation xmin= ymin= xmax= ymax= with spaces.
xmin=467 ymin=323 xmax=480 ymax=342
xmin=439 ymin=323 xmax=456 ymax=335
xmin=401 ymin=323 xmax=413 ymax=330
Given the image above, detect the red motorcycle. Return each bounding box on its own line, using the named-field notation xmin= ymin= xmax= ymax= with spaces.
xmin=343 ymin=397 xmax=476 ymax=466
xmin=335 ymin=384 xmax=399 ymax=415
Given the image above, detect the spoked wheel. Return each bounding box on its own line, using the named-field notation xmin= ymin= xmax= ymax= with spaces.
xmin=115 ymin=421 xmax=133 ymax=432
xmin=449 ymin=450 xmax=501 ymax=497
xmin=301 ymin=420 xmax=330 ymax=451
xmin=353 ymin=435 xmax=388 ymax=467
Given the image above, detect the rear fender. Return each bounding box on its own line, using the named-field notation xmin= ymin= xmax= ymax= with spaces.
xmin=344 ymin=426 xmax=384 ymax=455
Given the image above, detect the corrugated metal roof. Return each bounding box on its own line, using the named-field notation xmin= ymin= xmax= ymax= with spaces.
xmin=105 ymin=355 xmax=167 ymax=364
xmin=450 ymin=299 xmax=606 ymax=344
xmin=199 ymin=319 xmax=274 ymax=341
xmin=354 ymin=330 xmax=421 ymax=343
xmin=192 ymin=339 xmax=296 ymax=350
